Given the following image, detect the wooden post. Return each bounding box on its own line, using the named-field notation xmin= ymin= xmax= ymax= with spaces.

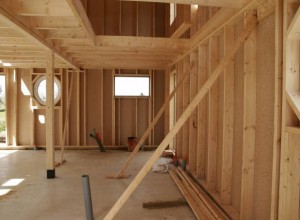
xmin=103 ymin=18 xmax=257 ymax=219
xmin=240 ymin=10 xmax=257 ymax=220
xmin=182 ymin=57 xmax=190 ymax=159
xmin=112 ymin=70 xmax=115 ymax=147
xmin=221 ymin=25 xmax=235 ymax=205
xmin=83 ymin=69 xmax=87 ymax=146
xmin=46 ymin=51 xmax=55 ymax=179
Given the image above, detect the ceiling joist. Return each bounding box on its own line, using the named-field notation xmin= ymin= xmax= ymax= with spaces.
xmin=0 ymin=4 xmax=79 ymax=69
xmin=121 ymin=0 xmax=243 ymax=8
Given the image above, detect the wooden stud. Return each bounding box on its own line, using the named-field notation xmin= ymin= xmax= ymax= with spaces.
xmin=221 ymin=25 xmax=234 ymax=205
xmin=83 ymin=69 xmax=87 ymax=146
xmin=207 ymin=36 xmax=219 ymax=191
xmin=103 ymin=19 xmax=257 ymax=219
xmin=182 ymin=57 xmax=190 ymax=159
xmin=279 ymin=132 xmax=300 ymax=220
xmin=13 ymin=68 xmax=17 ymax=146
xmin=189 ymin=51 xmax=198 ymax=172
xmin=76 ymin=69 xmax=80 ymax=145
xmin=112 ymin=70 xmax=116 ymax=147
xmin=270 ymin=0 xmax=283 ymax=218
xmin=240 ymin=11 xmax=257 ymax=220
xmin=60 ymin=71 xmax=75 ymax=164
xmin=197 ymin=44 xmax=208 ymax=180
xmin=176 ymin=61 xmax=184 ymax=157
xmin=100 ymin=69 xmax=104 ymax=142
xmin=45 ymin=51 xmax=55 ymax=174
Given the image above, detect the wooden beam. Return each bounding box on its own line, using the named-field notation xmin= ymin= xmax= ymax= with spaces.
xmin=0 ymin=4 xmax=78 ymax=69
xmin=46 ymin=51 xmax=55 ymax=178
xmin=8 ymin=0 xmax=74 ymax=16
xmin=66 ymin=0 xmax=96 ymax=45
xmin=171 ymin=22 xmax=191 ymax=38
xmin=286 ymin=5 xmax=300 ymax=39
xmin=103 ymin=18 xmax=257 ymax=219
xmin=95 ymin=35 xmax=189 ymax=51
xmin=286 ymin=91 xmax=300 ymax=120
xmin=221 ymin=25 xmax=234 ymax=205
xmin=240 ymin=11 xmax=256 ymax=220
xmin=121 ymin=0 xmax=243 ymax=8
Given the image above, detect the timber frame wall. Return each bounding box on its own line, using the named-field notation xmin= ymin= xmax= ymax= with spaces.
xmin=0 ymin=0 xmax=299 ymax=219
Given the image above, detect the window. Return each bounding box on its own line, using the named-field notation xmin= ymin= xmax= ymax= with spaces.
xmin=170 ymin=3 xmax=177 ymax=25
xmin=114 ymin=76 xmax=150 ymax=97
xmin=33 ymin=76 xmax=61 ymax=105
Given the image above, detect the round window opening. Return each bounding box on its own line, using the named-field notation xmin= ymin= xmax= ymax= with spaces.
xmin=34 ymin=76 xmax=61 ymax=106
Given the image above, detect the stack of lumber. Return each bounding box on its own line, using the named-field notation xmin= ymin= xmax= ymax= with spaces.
xmin=169 ymin=167 xmax=230 ymax=220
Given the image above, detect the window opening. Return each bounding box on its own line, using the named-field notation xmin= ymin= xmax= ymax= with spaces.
xmin=33 ymin=76 xmax=61 ymax=105
xmin=114 ymin=76 xmax=150 ymax=97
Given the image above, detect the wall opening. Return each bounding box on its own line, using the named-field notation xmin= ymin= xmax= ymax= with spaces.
xmin=114 ymin=75 xmax=150 ymax=97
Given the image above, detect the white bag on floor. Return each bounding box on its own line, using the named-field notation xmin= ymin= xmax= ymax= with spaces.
xmin=152 ymin=157 xmax=172 ymax=173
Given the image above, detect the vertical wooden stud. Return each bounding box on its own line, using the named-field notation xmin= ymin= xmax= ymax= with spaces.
xmin=77 ymin=69 xmax=80 ymax=146
xmin=46 ymin=51 xmax=55 ymax=179
xmin=189 ymin=51 xmax=198 ymax=172
xmin=221 ymin=26 xmax=235 ymax=205
xmin=240 ymin=11 xmax=257 ymax=220
xmin=112 ymin=70 xmax=116 ymax=147
xmin=100 ymin=69 xmax=104 ymax=142
xmin=83 ymin=69 xmax=87 ymax=146
xmin=13 ymin=69 xmax=17 ymax=146
xmin=197 ymin=44 xmax=208 ymax=179
xmin=207 ymin=36 xmax=219 ymax=191
xmin=182 ymin=57 xmax=190 ymax=159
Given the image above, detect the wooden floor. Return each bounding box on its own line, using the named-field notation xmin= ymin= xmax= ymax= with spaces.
xmin=0 ymin=150 xmax=196 ymax=220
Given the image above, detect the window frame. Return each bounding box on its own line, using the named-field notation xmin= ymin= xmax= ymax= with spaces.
xmin=114 ymin=74 xmax=151 ymax=98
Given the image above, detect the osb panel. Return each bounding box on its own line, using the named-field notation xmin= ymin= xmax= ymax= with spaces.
xmin=253 ymin=13 xmax=275 ymax=220
xmin=231 ymin=19 xmax=244 ymax=212
xmin=86 ymin=69 xmax=103 ymax=145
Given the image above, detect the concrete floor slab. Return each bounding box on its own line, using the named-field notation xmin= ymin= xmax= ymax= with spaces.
xmin=0 ymin=150 xmax=196 ymax=220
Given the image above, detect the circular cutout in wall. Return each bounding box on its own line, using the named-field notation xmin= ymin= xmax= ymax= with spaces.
xmin=33 ymin=76 xmax=61 ymax=106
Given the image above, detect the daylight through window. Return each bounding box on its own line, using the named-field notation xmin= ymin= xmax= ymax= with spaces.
xmin=114 ymin=76 xmax=150 ymax=97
